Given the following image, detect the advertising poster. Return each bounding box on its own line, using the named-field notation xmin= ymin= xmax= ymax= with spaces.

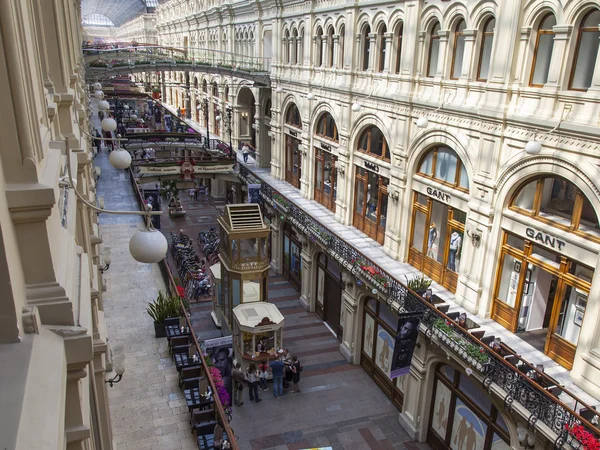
xmin=248 ymin=183 xmax=261 ymax=204
xmin=390 ymin=312 xmax=422 ymax=379
xmin=202 ymin=336 xmax=233 ymax=404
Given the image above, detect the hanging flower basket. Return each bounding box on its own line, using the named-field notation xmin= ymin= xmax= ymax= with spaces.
xmin=566 ymin=424 xmax=600 ymax=450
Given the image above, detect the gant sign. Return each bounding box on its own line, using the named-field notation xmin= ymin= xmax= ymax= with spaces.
xmin=426 ymin=186 xmax=450 ymax=203
xmin=526 ymin=227 xmax=566 ymax=251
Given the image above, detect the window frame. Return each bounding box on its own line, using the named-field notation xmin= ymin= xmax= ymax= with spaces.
xmin=427 ymin=22 xmax=441 ymax=77
xmin=352 ymin=167 xmax=389 ymax=244
xmin=285 ymin=103 xmax=302 ymax=128
xmin=362 ymin=25 xmax=371 ymax=71
xmin=316 ymin=112 xmax=339 ymax=142
xmin=378 ymin=25 xmax=387 ymax=73
xmin=450 ymin=19 xmax=467 ymax=80
xmin=314 ymin=147 xmax=337 ymax=213
xmin=356 ymin=125 xmax=390 ymax=161
xmin=416 ymin=147 xmax=469 ymax=192
xmin=476 ymin=17 xmax=495 ymax=82
xmin=568 ymin=9 xmax=600 ymax=91
xmin=395 ymin=23 xmax=403 ymax=74
xmin=529 ymin=13 xmax=556 ymax=88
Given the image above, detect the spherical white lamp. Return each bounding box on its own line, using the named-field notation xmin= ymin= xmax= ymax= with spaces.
xmin=416 ymin=117 xmax=429 ymax=129
xmin=98 ymin=100 xmax=110 ymax=111
xmin=525 ymin=140 xmax=542 ymax=155
xmin=129 ymin=228 xmax=168 ymax=263
xmin=123 ymin=104 xmax=129 ymax=110
xmin=101 ymin=117 xmax=117 ymax=132
xmin=109 ymin=149 xmax=132 ymax=170
xmin=307 ymin=92 xmax=315 ymax=100
xmin=275 ymin=86 xmax=283 ymax=93
xmin=215 ymin=115 xmax=221 ymax=122
xmin=352 ymin=102 xmax=362 ymax=112
xmin=131 ymin=114 xmax=138 ymax=120
xmin=94 ymin=90 xmax=104 ymax=100
xmin=197 ymin=104 xmax=202 ymax=110
xmin=93 ymin=82 xmax=102 ymax=91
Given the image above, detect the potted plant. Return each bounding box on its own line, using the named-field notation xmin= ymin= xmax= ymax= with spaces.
xmin=151 ymin=86 xmax=161 ymax=99
xmin=405 ymin=274 xmax=432 ymax=296
xmin=146 ymin=291 xmax=182 ymax=338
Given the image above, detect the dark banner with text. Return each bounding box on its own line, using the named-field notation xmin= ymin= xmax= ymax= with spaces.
xmin=390 ymin=312 xmax=422 ymax=379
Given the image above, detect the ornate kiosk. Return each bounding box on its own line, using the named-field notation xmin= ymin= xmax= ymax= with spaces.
xmin=217 ymin=204 xmax=271 ymax=334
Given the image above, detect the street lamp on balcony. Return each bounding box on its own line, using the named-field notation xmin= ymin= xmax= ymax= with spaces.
xmin=216 ymin=103 xmax=234 ymax=160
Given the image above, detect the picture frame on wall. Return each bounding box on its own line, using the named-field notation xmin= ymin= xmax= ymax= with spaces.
xmin=574 ymin=308 xmax=584 ymax=327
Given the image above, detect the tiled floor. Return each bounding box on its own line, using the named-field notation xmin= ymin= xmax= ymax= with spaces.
xmin=159 ymin=192 xmax=429 ymax=450
xmin=95 ymin=140 xmax=197 ymax=450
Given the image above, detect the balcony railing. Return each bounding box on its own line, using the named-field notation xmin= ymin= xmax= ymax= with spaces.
xmin=237 ymin=165 xmax=600 ymax=448
xmin=219 ymin=252 xmax=269 ymax=272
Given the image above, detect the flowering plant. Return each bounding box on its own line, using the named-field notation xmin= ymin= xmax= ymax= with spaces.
xmin=176 ymin=285 xmax=185 ymax=297
xmin=208 ymin=366 xmax=231 ymax=408
xmin=566 ymin=424 xmax=600 ymax=449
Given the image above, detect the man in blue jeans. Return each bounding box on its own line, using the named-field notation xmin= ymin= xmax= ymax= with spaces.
xmin=269 ymin=357 xmax=285 ymax=397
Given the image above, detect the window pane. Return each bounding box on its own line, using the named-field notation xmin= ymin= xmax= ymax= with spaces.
xmin=429 ymin=201 xmax=448 ymax=263
xmin=459 ymin=164 xmax=469 ymax=189
xmin=316 ymin=157 xmax=323 ymax=190
xmin=439 ymin=364 xmax=455 ymax=381
xmin=435 ymin=149 xmax=458 ymax=184
xmin=539 ymin=177 xmax=576 ymax=226
xmin=579 ymin=194 xmax=600 ymax=237
xmin=323 ymin=153 xmax=333 ymax=194
xmin=448 ymin=229 xmax=463 ymax=273
xmin=451 ymin=399 xmax=488 ymax=450
xmin=479 ymin=34 xmax=493 ymax=80
xmin=375 ymin=324 xmax=394 ymax=376
xmin=532 ymin=33 xmax=554 ymax=85
xmin=453 ymin=35 xmax=466 ymax=78
xmin=416 ymin=192 xmax=428 ymax=205
xmin=355 ymin=179 xmax=365 ymax=214
xmin=491 ymin=434 xmax=511 ymax=450
xmin=497 ymin=253 xmax=522 ymax=307
xmin=366 ymin=173 xmax=379 ymax=221
xmin=513 ymin=180 xmax=537 ymax=210
xmin=419 ymin=152 xmax=434 ymax=175
xmin=571 ymin=30 xmax=600 ymax=90
xmin=496 ymin=413 xmax=509 ymax=434
xmin=431 ymin=380 xmax=452 ymax=439
xmin=412 ymin=209 xmax=427 ymax=251
xmin=380 ymin=193 xmax=388 ymax=229
xmin=505 ymin=234 xmax=525 ymax=251
xmin=363 ymin=313 xmax=375 ymax=358
xmin=459 ymin=373 xmax=492 ymax=414
xmin=379 ymin=301 xmax=397 ymax=330
xmin=428 ymin=39 xmax=440 ymax=76
xmin=555 ymin=285 xmax=586 ymax=345
xmin=370 ymin=128 xmax=384 ymax=157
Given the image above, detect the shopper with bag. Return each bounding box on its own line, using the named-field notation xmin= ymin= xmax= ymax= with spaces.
xmin=290 ymin=356 xmax=302 ymax=393
xmin=232 ymin=363 xmax=245 ymax=406
xmin=258 ymin=361 xmax=269 ymax=391
xmin=246 ymin=362 xmax=262 ymax=403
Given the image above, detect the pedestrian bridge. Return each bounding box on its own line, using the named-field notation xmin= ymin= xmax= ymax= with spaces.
xmin=84 ymin=44 xmax=271 ymax=86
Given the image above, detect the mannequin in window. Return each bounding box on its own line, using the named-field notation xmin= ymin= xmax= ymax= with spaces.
xmin=427 ymin=223 xmax=438 ymax=258
xmin=448 ymin=231 xmax=462 ymax=272
xmin=366 ymin=185 xmax=377 ymax=219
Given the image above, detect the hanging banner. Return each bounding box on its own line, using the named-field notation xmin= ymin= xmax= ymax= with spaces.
xmin=248 ymin=183 xmax=261 ymax=204
xmin=390 ymin=312 xmax=422 ymax=379
xmin=202 ymin=336 xmax=233 ymax=404
xmin=137 ymin=163 xmax=236 ymax=176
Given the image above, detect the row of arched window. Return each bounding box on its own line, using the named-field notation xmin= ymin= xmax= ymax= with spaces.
xmin=280 ymin=7 xmax=600 ymax=90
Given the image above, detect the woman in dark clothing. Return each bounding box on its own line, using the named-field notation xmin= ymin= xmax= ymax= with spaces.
xmin=290 ymin=356 xmax=301 ymax=393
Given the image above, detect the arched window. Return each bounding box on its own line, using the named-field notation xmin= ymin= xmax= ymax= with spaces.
xmin=224 ymin=86 xmax=229 ymax=101
xmin=194 ymin=77 xmax=198 ymax=89
xmin=299 ymin=29 xmax=305 ymax=64
xmin=292 ymin=29 xmax=299 ymax=64
xmin=377 ymin=24 xmax=387 ymax=72
xmin=284 ymin=29 xmax=291 ymax=63
xmin=212 ymin=82 xmax=218 ymax=97
xmin=427 ymin=22 xmax=441 ymax=77
xmin=265 ymin=99 xmax=272 ymax=118
xmin=451 ymin=19 xmax=467 ymax=79
xmin=285 ymin=103 xmax=302 ymax=128
xmin=511 ymin=176 xmax=600 ymax=238
xmin=327 ymin=27 xmax=335 ymax=68
xmin=362 ymin=25 xmax=371 ymax=71
xmin=394 ymin=22 xmax=404 ymax=74
xmin=339 ymin=25 xmax=346 ymax=68
xmin=357 ymin=125 xmax=390 ymax=161
xmin=316 ymin=112 xmax=338 ymax=141
xmin=570 ymin=9 xmax=600 ymax=91
xmin=477 ymin=17 xmax=495 ymax=81
xmin=202 ymin=79 xmax=208 ymax=93
xmin=530 ymin=13 xmax=556 ymax=87
xmin=417 ymin=147 xmax=469 ymax=191
xmin=315 ymin=27 xmax=324 ymax=66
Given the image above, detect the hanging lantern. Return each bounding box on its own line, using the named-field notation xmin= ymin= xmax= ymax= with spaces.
xmin=129 ymin=228 xmax=168 ymax=263
xmin=101 ymin=118 xmax=117 ymax=132
xmin=109 ymin=149 xmax=132 ymax=170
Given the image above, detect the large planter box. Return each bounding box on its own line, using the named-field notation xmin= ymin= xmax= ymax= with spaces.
xmin=154 ymin=317 xmax=180 ymax=338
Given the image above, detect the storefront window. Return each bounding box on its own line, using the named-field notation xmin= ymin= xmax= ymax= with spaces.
xmin=496 ymin=254 xmax=521 ymax=308
xmin=510 ymin=176 xmax=600 ymax=241
xmin=285 ymin=134 xmax=302 ymax=188
xmin=316 ymin=112 xmax=338 ymax=141
xmin=353 ymin=167 xmax=389 ymax=244
xmin=314 ymin=148 xmax=337 ymax=212
xmin=555 ymin=284 xmax=586 ymax=345
xmin=418 ymin=147 xmax=469 ymax=192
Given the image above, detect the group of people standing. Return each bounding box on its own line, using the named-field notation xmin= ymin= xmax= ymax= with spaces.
xmin=232 ymin=349 xmax=302 ymax=406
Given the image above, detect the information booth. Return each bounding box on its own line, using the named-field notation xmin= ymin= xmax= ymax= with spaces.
xmin=217 ymin=204 xmax=271 ymax=334
xmin=232 ymin=302 xmax=285 ymax=377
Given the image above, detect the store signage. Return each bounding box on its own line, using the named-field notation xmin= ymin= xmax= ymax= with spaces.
xmin=364 ymin=161 xmax=379 ymax=172
xmin=426 ymin=187 xmax=451 ymax=203
xmin=138 ymin=164 xmax=235 ymax=176
xmin=288 ymin=130 xmax=298 ymax=137
xmin=321 ymin=143 xmax=331 ymax=151
xmin=525 ymin=227 xmax=566 ymax=251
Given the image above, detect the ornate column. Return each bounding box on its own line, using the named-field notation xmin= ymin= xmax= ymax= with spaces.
xmin=339 ymin=275 xmax=358 ymax=363
xmin=298 ymin=236 xmax=313 ymax=310
xmin=546 ymin=26 xmax=572 ymax=87
xmin=321 ymin=35 xmax=327 ymax=67
xmin=210 ymin=179 xmax=227 ymax=200
xmin=332 ymin=34 xmax=340 ymax=68
xmin=435 ymin=30 xmax=449 ymax=78
xmin=459 ymin=30 xmax=477 ymax=79
xmin=334 ymin=146 xmax=350 ymax=225
xmin=367 ymin=33 xmax=377 ymax=71
xmin=383 ymin=32 xmax=393 ymax=72
xmin=269 ymin=215 xmax=282 ymax=273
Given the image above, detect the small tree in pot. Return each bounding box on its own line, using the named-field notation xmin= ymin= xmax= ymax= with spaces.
xmin=146 ymin=291 xmax=182 ymax=338
xmin=405 ymin=274 xmax=432 ymax=296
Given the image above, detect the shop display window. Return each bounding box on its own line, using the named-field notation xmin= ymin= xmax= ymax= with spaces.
xmin=241 ymin=330 xmax=276 ymax=356
xmin=510 ymin=176 xmax=600 ymax=241
xmin=417 ymin=147 xmax=469 ymax=191
xmin=285 ymin=135 xmax=302 ymax=188
xmin=314 ymin=147 xmax=337 ymax=212
xmin=352 ymin=167 xmax=389 ymax=244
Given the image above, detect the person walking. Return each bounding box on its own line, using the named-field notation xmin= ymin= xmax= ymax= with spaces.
xmin=242 ymin=142 xmax=250 ymax=163
xmin=246 ymin=362 xmax=262 ymax=403
xmin=93 ymin=130 xmax=102 ymax=153
xmin=188 ymin=187 xmax=195 ymax=205
xmin=258 ymin=361 xmax=269 ymax=392
xmin=290 ymin=356 xmax=302 ymax=393
xmin=269 ymin=357 xmax=285 ymax=398
xmin=232 ymin=363 xmax=245 ymax=406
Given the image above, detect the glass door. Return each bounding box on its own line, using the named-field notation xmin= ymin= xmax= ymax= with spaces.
xmin=285 ymin=135 xmax=301 ymax=189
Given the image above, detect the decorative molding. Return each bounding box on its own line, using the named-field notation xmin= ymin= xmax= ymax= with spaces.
xmin=22 ymin=306 xmax=40 ymax=334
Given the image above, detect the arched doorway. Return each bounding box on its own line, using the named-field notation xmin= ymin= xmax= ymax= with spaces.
xmin=428 ymin=363 xmax=511 ymax=450
xmin=282 ymin=222 xmax=302 ymax=290
xmin=237 ymin=87 xmax=256 ymax=149
xmin=313 ymin=112 xmax=339 ymax=212
xmin=491 ymin=175 xmax=598 ymax=369
xmin=315 ymin=253 xmax=343 ymax=339
xmin=284 ymin=103 xmax=302 ymax=188
xmin=361 ymin=297 xmax=404 ymax=408
xmin=408 ymin=146 xmax=469 ymax=292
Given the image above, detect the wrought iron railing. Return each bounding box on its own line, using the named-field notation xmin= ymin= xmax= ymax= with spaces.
xmin=237 ymin=165 xmax=600 ymax=448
